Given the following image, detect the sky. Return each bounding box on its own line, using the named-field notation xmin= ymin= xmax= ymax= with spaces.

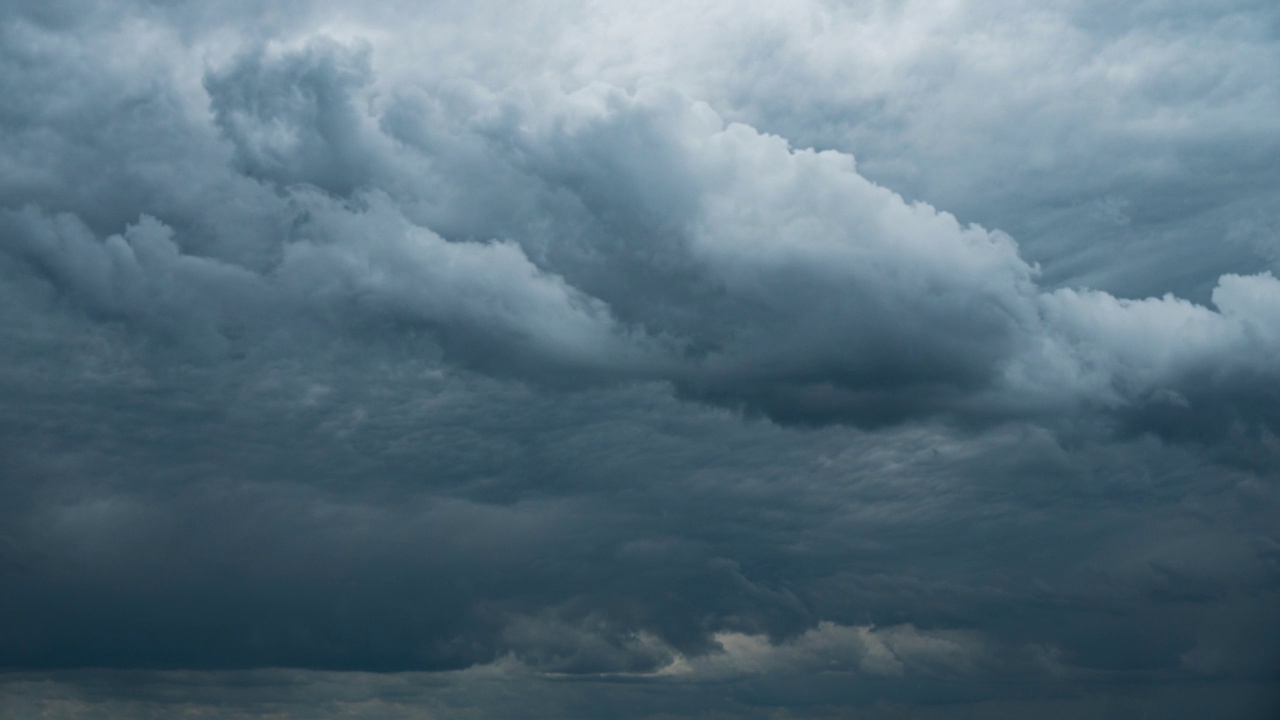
xmin=1 ymin=0 xmax=1279 ymax=718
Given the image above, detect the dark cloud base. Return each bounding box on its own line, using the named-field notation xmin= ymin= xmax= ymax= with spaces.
xmin=2 ymin=669 xmax=1279 ymax=720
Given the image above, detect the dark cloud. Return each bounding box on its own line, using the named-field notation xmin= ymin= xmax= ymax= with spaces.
xmin=1 ymin=1 xmax=1279 ymax=718
xmin=206 ymin=40 xmax=379 ymax=197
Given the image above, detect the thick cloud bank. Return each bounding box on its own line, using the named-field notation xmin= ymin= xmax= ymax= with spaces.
xmin=3 ymin=22 xmax=1279 ymax=433
xmin=1 ymin=1 xmax=1278 ymax=718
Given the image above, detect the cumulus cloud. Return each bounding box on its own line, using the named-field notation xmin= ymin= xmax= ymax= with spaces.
xmin=5 ymin=29 xmax=1279 ymax=433
xmin=2 ymin=1 xmax=1279 ymax=718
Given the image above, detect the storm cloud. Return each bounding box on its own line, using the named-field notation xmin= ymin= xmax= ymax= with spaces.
xmin=1 ymin=1 xmax=1278 ymax=718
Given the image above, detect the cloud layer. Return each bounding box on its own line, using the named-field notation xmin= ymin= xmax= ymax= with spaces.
xmin=1 ymin=1 xmax=1278 ymax=718
xmin=5 ymin=22 xmax=1279 ymax=434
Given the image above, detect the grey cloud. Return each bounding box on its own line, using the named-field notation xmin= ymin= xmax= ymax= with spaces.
xmin=3 ymin=353 xmax=1275 ymax=679
xmin=205 ymin=39 xmax=381 ymax=197
xmin=9 ymin=31 xmax=1280 ymax=433
xmin=2 ymin=2 xmax=1279 ymax=718
xmin=689 ymin=0 xmax=1280 ymax=296
xmin=3 ymin=670 xmax=1277 ymax=720
xmin=1 ymin=208 xmax=270 ymax=349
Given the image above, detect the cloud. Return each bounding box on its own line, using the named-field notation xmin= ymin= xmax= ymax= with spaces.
xmin=205 ymin=39 xmax=380 ymax=196
xmin=654 ymin=622 xmax=992 ymax=681
xmin=6 ymin=32 xmax=1280 ymax=435
xmin=1 ymin=2 xmax=1279 ymax=718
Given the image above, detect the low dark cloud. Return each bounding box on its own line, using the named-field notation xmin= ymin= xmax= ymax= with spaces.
xmin=1 ymin=1 xmax=1278 ymax=718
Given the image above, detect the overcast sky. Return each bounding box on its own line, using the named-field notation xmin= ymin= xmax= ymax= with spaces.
xmin=1 ymin=1 xmax=1279 ymax=718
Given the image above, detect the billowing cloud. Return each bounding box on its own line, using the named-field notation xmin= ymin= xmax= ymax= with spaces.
xmin=1 ymin=1 xmax=1278 ymax=718
xmin=6 ymin=30 xmax=1280 ymax=433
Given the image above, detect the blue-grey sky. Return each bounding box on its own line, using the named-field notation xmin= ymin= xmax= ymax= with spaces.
xmin=1 ymin=1 xmax=1279 ymax=718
